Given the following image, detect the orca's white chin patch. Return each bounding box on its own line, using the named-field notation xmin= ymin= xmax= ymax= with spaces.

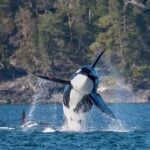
xmin=71 ymin=74 xmax=94 ymax=94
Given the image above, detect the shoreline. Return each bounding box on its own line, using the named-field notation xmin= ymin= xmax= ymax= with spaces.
xmin=0 ymin=75 xmax=149 ymax=104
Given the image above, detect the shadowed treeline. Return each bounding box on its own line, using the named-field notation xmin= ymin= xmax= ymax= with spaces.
xmin=0 ymin=0 xmax=149 ymax=91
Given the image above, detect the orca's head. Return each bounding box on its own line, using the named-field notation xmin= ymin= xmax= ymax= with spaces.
xmin=70 ymin=50 xmax=105 ymax=94
xmin=37 ymin=50 xmax=105 ymax=94
xmin=71 ymin=66 xmax=98 ymax=94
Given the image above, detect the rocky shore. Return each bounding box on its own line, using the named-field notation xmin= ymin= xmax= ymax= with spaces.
xmin=0 ymin=75 xmax=63 ymax=104
xmin=0 ymin=75 xmax=149 ymax=104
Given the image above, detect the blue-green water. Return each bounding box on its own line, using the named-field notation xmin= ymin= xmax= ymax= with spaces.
xmin=0 ymin=103 xmax=150 ymax=150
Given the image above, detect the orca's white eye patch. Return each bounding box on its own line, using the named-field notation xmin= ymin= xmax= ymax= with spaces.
xmin=71 ymin=74 xmax=94 ymax=94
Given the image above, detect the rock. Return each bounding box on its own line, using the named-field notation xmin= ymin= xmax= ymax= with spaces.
xmin=98 ymin=76 xmax=149 ymax=103
xmin=0 ymin=75 xmax=64 ymax=104
xmin=135 ymin=89 xmax=150 ymax=103
xmin=0 ymin=89 xmax=33 ymax=104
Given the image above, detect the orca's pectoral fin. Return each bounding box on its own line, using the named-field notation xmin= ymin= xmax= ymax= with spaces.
xmin=88 ymin=93 xmax=116 ymax=119
xmin=91 ymin=50 xmax=105 ymax=68
xmin=35 ymin=74 xmax=70 ymax=85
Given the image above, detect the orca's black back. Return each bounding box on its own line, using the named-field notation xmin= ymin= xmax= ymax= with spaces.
xmin=73 ymin=95 xmax=93 ymax=113
xmin=63 ymin=85 xmax=72 ymax=108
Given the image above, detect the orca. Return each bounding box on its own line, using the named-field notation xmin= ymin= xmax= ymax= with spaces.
xmin=36 ymin=50 xmax=116 ymax=130
xmin=21 ymin=109 xmax=26 ymax=125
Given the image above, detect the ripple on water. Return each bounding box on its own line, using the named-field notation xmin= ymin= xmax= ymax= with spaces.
xmin=0 ymin=103 xmax=150 ymax=150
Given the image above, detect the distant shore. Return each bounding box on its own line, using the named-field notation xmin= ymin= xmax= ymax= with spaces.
xmin=0 ymin=75 xmax=149 ymax=104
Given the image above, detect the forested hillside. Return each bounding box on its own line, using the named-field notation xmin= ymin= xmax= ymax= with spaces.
xmin=0 ymin=0 xmax=149 ymax=90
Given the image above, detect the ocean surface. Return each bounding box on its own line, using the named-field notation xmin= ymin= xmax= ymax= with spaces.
xmin=0 ymin=103 xmax=150 ymax=150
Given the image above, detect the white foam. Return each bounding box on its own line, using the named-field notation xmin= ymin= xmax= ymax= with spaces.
xmin=101 ymin=128 xmax=134 ymax=133
xmin=102 ymin=119 xmax=132 ymax=133
xmin=42 ymin=127 xmax=56 ymax=133
xmin=0 ymin=127 xmax=15 ymax=130
xmin=21 ymin=121 xmax=38 ymax=131
xmin=63 ymin=106 xmax=87 ymax=131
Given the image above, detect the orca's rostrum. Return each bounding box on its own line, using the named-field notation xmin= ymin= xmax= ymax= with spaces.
xmin=36 ymin=50 xmax=116 ymax=130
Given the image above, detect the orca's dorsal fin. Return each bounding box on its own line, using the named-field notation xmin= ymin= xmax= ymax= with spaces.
xmin=21 ymin=109 xmax=26 ymax=125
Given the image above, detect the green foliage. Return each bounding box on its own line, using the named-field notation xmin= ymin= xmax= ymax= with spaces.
xmin=130 ymin=66 xmax=149 ymax=79
xmin=129 ymin=65 xmax=150 ymax=90
xmin=0 ymin=0 xmax=149 ymax=90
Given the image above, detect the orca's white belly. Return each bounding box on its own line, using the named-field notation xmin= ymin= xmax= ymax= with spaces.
xmin=69 ymin=89 xmax=83 ymax=108
xmin=63 ymin=89 xmax=86 ymax=131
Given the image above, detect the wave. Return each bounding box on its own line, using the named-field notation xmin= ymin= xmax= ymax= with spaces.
xmin=0 ymin=126 xmax=15 ymax=131
xmin=42 ymin=127 xmax=56 ymax=133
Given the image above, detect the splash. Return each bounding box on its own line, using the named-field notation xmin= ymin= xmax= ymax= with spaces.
xmin=60 ymin=105 xmax=125 ymax=132
xmin=27 ymin=78 xmax=50 ymax=122
xmin=96 ymin=58 xmax=137 ymax=132
xmin=21 ymin=69 xmax=132 ymax=133
xmin=21 ymin=78 xmax=51 ymax=131
xmin=98 ymin=58 xmax=140 ymax=103
xmin=103 ymin=117 xmax=128 ymax=132
xmin=21 ymin=77 xmax=63 ymax=131
xmin=61 ymin=106 xmax=87 ymax=132
xmin=42 ymin=127 xmax=56 ymax=133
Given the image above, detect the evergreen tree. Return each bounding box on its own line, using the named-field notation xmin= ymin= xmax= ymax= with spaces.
xmin=10 ymin=8 xmax=36 ymax=72
xmin=0 ymin=0 xmax=149 ymax=90
xmin=0 ymin=0 xmax=13 ymax=68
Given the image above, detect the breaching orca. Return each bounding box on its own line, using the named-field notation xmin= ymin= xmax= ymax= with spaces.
xmin=36 ymin=50 xmax=116 ymax=130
